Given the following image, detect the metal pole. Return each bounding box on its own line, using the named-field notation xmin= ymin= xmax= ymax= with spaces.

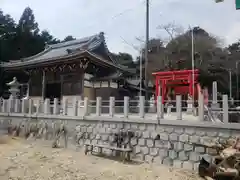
xmin=140 ymin=50 xmax=142 ymax=97
xmin=144 ymin=0 xmax=149 ymax=100
xmin=191 ymin=26 xmax=195 ymax=101
xmin=236 ymin=61 xmax=239 ymax=100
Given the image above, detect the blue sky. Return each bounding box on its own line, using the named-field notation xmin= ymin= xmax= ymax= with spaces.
xmin=1 ymin=0 xmax=240 ymax=59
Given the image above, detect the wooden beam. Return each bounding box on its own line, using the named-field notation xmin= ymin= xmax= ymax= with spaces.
xmin=42 ymin=70 xmax=46 ymax=100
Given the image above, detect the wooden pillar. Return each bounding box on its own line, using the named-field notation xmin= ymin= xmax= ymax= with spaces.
xmin=155 ymin=76 xmax=159 ymax=101
xmin=189 ymin=74 xmax=192 ymax=97
xmin=27 ymin=79 xmax=31 ymax=97
xmin=42 ymin=70 xmax=46 ymax=100
xmin=161 ymin=80 xmax=166 ymax=104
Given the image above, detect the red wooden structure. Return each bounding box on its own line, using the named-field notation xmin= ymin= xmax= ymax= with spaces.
xmin=152 ymin=69 xmax=200 ymax=103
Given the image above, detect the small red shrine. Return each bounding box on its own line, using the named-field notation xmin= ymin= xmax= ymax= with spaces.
xmin=152 ymin=69 xmax=200 ymax=103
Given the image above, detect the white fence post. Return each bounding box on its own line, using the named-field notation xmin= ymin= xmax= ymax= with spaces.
xmin=72 ymin=98 xmax=78 ymax=116
xmin=7 ymin=98 xmax=12 ymax=113
xmin=14 ymin=99 xmax=20 ymax=113
xmin=53 ymin=98 xmax=59 ymax=115
xmin=21 ymin=99 xmax=28 ymax=114
xmin=109 ymin=96 xmax=115 ymax=117
xmin=139 ymin=96 xmax=145 ymax=118
xmin=96 ymin=97 xmax=102 ymax=116
xmin=44 ymin=98 xmax=50 ymax=115
xmin=157 ymin=96 xmax=163 ymax=119
xmin=28 ymin=99 xmax=33 ymax=115
xmin=124 ymin=96 xmax=129 ymax=118
xmin=83 ymin=97 xmax=89 ymax=116
xmin=223 ymin=94 xmax=229 ymax=123
xmin=77 ymin=98 xmax=83 ymax=116
xmin=176 ymin=95 xmax=182 ymax=120
xmin=198 ymin=94 xmax=204 ymax=121
xmin=62 ymin=98 xmax=68 ymax=115
xmin=2 ymin=99 xmax=6 ymax=113
xmin=36 ymin=99 xmax=41 ymax=115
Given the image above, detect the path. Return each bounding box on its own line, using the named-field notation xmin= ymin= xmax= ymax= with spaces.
xmin=0 ymin=137 xmax=202 ymax=180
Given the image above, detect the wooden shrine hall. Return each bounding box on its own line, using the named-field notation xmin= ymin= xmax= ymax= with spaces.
xmin=0 ymin=32 xmax=143 ymax=102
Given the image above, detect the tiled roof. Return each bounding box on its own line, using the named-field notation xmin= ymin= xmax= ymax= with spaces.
xmin=1 ymin=32 xmax=119 ymax=68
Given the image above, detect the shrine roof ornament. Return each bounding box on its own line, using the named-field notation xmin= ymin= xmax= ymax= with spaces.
xmin=6 ymin=77 xmax=20 ymax=87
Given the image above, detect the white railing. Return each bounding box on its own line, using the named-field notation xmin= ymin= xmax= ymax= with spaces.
xmin=0 ymin=94 xmax=234 ymax=123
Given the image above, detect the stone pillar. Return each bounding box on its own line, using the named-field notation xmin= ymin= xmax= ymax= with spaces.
xmin=109 ymin=97 xmax=115 ymax=117
xmin=157 ymin=96 xmax=163 ymax=119
xmin=96 ymin=97 xmax=102 ymax=116
xmin=212 ymin=81 xmax=217 ymax=103
xmin=2 ymin=99 xmax=8 ymax=113
xmin=148 ymin=95 xmax=156 ymax=113
xmin=139 ymin=96 xmax=145 ymax=118
xmin=1 ymin=99 xmax=4 ymax=113
xmin=83 ymin=97 xmax=89 ymax=116
xmin=212 ymin=81 xmax=219 ymax=108
xmin=7 ymin=97 xmax=13 ymax=113
xmin=53 ymin=98 xmax=59 ymax=115
xmin=36 ymin=100 xmax=40 ymax=115
xmin=15 ymin=99 xmax=20 ymax=113
xmin=198 ymin=94 xmax=204 ymax=121
xmin=77 ymin=98 xmax=83 ymax=116
xmin=186 ymin=94 xmax=193 ymax=114
xmin=62 ymin=98 xmax=68 ymax=115
xmin=28 ymin=99 xmax=33 ymax=115
xmin=21 ymin=99 xmax=28 ymax=114
xmin=72 ymin=98 xmax=78 ymax=116
xmin=222 ymin=94 xmax=229 ymax=123
xmin=176 ymin=95 xmax=182 ymax=120
xmin=44 ymin=98 xmax=50 ymax=114
xmin=124 ymin=96 xmax=129 ymax=118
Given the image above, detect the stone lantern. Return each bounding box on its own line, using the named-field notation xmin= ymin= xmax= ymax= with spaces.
xmin=6 ymin=77 xmax=20 ymax=99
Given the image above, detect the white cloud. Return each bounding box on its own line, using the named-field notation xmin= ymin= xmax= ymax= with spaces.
xmin=1 ymin=0 xmax=240 ymax=58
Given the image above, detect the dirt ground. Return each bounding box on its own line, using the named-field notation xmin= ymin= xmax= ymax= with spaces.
xmin=0 ymin=136 xmax=202 ymax=180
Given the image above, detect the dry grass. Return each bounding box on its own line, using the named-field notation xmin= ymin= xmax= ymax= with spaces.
xmin=0 ymin=138 xmax=202 ymax=180
xmin=0 ymin=135 xmax=20 ymax=144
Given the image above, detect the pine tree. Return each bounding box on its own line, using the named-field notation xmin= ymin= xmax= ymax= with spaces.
xmin=18 ymin=7 xmax=39 ymax=34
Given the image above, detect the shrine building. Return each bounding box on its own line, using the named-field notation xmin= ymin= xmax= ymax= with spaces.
xmin=0 ymin=32 xmax=144 ymax=102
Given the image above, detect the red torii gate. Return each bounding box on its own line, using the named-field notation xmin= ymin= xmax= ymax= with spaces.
xmin=152 ymin=69 xmax=200 ymax=104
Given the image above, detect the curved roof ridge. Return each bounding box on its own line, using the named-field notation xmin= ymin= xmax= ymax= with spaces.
xmin=49 ymin=33 xmax=100 ymax=49
xmin=21 ymin=47 xmax=52 ymax=61
xmin=100 ymin=32 xmax=117 ymax=64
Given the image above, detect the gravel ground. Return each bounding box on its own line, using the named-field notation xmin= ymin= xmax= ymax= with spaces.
xmin=0 ymin=136 xmax=202 ymax=180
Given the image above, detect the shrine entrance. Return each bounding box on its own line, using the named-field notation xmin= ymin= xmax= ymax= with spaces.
xmin=45 ymin=83 xmax=61 ymax=101
xmin=152 ymin=69 xmax=200 ymax=104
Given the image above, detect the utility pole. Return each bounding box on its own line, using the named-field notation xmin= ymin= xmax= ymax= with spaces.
xmin=144 ymin=0 xmax=149 ymax=100
xmin=229 ymin=69 xmax=232 ymax=99
xmin=140 ymin=50 xmax=143 ymax=97
xmin=236 ymin=61 xmax=239 ymax=100
xmin=190 ymin=26 xmax=195 ymax=101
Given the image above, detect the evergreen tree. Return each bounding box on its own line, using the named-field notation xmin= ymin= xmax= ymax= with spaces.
xmin=0 ymin=10 xmax=16 ymax=61
xmin=18 ymin=7 xmax=39 ymax=34
xmin=62 ymin=35 xmax=76 ymax=42
xmin=41 ymin=30 xmax=60 ymax=45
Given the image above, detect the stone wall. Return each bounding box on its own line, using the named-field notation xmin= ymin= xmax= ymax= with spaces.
xmin=1 ymin=115 xmax=239 ymax=171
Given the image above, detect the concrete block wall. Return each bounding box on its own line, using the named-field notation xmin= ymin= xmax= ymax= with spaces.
xmin=1 ymin=115 xmax=239 ymax=171
xmin=74 ymin=120 xmax=239 ymax=171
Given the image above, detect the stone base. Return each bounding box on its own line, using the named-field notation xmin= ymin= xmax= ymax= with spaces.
xmin=148 ymin=106 xmax=156 ymax=113
xmin=211 ymin=103 xmax=219 ymax=110
xmin=186 ymin=100 xmax=193 ymax=114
